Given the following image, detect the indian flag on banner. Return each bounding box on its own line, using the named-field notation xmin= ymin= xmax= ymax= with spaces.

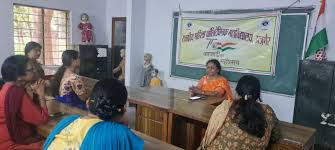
xmin=305 ymin=0 xmax=328 ymax=60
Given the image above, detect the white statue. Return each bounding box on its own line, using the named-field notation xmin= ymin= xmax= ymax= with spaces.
xmin=113 ymin=49 xmax=125 ymax=82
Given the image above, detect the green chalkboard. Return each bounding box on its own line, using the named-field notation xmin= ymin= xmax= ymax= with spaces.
xmin=171 ymin=9 xmax=312 ymax=95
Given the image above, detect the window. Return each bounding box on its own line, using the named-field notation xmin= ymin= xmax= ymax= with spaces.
xmin=13 ymin=4 xmax=70 ymax=65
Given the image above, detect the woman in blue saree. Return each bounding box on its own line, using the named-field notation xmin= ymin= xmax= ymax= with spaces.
xmin=43 ymin=78 xmax=144 ymax=150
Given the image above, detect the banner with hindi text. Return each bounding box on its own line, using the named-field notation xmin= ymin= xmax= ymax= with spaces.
xmin=177 ymin=12 xmax=280 ymax=75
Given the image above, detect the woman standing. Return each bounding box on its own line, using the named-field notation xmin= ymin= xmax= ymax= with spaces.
xmin=24 ymin=41 xmax=46 ymax=99
xmin=24 ymin=41 xmax=45 ymax=80
xmin=0 ymin=55 xmax=49 ymax=149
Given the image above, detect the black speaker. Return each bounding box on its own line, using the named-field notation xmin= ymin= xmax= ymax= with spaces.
xmin=294 ymin=60 xmax=335 ymax=149
xmin=79 ymin=45 xmax=111 ymax=80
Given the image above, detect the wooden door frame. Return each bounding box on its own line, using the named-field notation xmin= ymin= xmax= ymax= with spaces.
xmin=111 ymin=17 xmax=126 ymax=73
xmin=111 ymin=17 xmax=126 ymax=48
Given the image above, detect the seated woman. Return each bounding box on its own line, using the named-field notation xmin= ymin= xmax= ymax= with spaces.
xmin=50 ymin=50 xmax=88 ymax=109
xmin=43 ymin=78 xmax=144 ymax=150
xmin=189 ymin=59 xmax=233 ymax=100
xmin=0 ymin=55 xmax=49 ymax=149
xmin=198 ymin=75 xmax=281 ymax=150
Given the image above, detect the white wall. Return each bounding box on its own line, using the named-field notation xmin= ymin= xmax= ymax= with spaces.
xmin=0 ymin=0 xmax=107 ymax=65
xmin=125 ymin=0 xmax=146 ymax=86
xmin=127 ymin=0 xmax=335 ymax=122
xmin=325 ymin=0 xmax=335 ymax=60
xmin=0 ymin=0 xmax=14 ymax=68
xmin=106 ymin=0 xmax=127 ymax=47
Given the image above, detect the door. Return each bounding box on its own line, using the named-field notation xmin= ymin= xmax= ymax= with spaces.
xmin=111 ymin=17 xmax=126 ymax=78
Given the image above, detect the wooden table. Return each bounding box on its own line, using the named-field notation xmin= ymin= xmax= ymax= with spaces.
xmin=127 ymin=87 xmax=316 ymax=150
xmin=128 ymin=87 xmax=224 ymax=106
xmin=37 ymin=100 xmax=182 ymax=150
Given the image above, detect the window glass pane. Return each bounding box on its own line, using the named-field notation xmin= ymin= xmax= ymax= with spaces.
xmin=14 ymin=5 xmax=69 ymax=65
xmin=13 ymin=5 xmax=44 ymax=62
xmin=43 ymin=8 xmax=69 ymax=65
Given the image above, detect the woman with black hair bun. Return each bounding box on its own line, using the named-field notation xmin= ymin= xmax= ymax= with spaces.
xmin=43 ymin=78 xmax=144 ymax=150
xmin=199 ymin=75 xmax=281 ymax=150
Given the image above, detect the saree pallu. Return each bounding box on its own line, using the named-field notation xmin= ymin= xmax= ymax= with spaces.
xmin=199 ymin=101 xmax=281 ymax=150
xmin=55 ymin=92 xmax=87 ymax=110
xmin=43 ymin=115 xmax=144 ymax=150
xmin=4 ymin=85 xmax=41 ymax=144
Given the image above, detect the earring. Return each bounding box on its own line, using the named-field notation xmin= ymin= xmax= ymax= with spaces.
xmin=244 ymin=95 xmax=248 ymax=100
